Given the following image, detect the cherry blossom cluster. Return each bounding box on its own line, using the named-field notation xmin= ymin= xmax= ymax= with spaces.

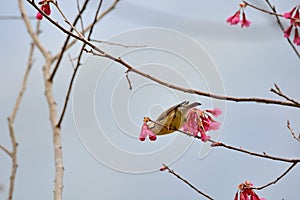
xmin=283 ymin=6 xmax=300 ymax=46
xmin=36 ymin=0 xmax=51 ymax=20
xmin=234 ymin=181 xmax=265 ymax=200
xmin=226 ymin=3 xmax=251 ymax=28
xmin=182 ymin=107 xmax=221 ymax=142
xmin=139 ymin=108 xmax=221 ymax=142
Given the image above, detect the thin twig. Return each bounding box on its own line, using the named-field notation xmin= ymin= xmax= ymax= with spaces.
xmin=11 ymin=27 xmax=37 ymax=122
xmin=49 ymin=0 xmax=90 ymax=82
xmin=67 ymin=54 xmax=76 ymax=69
xmin=0 ymin=145 xmax=11 ymax=156
xmin=287 ymin=120 xmax=300 ymax=142
xmin=244 ymin=0 xmax=300 ymax=22
xmin=76 ymin=0 xmax=85 ymax=34
xmin=51 ymin=0 xmax=120 ymax=63
xmin=253 ymin=162 xmax=298 ymax=190
xmin=270 ymin=83 xmax=300 ymax=105
xmin=19 ymin=0 xmax=48 ymax=57
xmin=125 ymin=70 xmax=133 ymax=90
xmin=6 ymin=118 xmax=18 ymax=200
xmin=90 ymin=39 xmax=147 ymax=48
xmin=5 ymin=19 xmax=39 ymax=200
xmin=243 ymin=1 xmax=282 ymax=17
xmin=51 ymin=1 xmax=83 ymax=37
xmin=57 ymin=0 xmax=104 ymax=127
xmin=211 ymin=141 xmax=300 ymax=163
xmin=161 ymin=164 xmax=214 ymax=200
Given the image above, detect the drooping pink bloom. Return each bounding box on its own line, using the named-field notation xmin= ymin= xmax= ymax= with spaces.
xmin=292 ymin=9 xmax=300 ymax=26
xmin=200 ymin=132 xmax=211 ymax=142
xmin=226 ymin=10 xmax=241 ymax=25
xmin=284 ymin=24 xmax=293 ymax=38
xmin=139 ymin=119 xmax=156 ymax=141
xmin=282 ymin=6 xmax=300 ymax=46
xmin=205 ymin=108 xmax=222 ymax=117
xmin=283 ymin=6 xmax=297 ymax=19
xmin=234 ymin=181 xmax=265 ymax=200
xmin=240 ymin=12 xmax=251 ymax=28
xmin=36 ymin=0 xmax=51 ymax=20
xmin=181 ymin=107 xmax=221 ymax=142
xmin=293 ymin=28 xmax=300 ymax=46
xmin=185 ymin=110 xmax=199 ymax=137
xmin=208 ymin=121 xmax=221 ymax=131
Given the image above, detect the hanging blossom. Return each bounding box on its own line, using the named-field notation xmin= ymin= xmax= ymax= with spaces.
xmin=282 ymin=6 xmax=300 ymax=46
xmin=226 ymin=3 xmax=251 ymax=28
xmin=36 ymin=0 xmax=52 ymax=20
xmin=182 ymin=107 xmax=222 ymax=142
xmin=139 ymin=117 xmax=157 ymax=141
xmin=234 ymin=181 xmax=265 ymax=200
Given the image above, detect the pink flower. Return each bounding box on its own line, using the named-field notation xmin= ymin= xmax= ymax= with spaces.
xmin=226 ymin=3 xmax=251 ymax=28
xmin=36 ymin=0 xmax=51 ymax=20
xmin=292 ymin=9 xmax=300 ymax=26
xmin=205 ymin=108 xmax=222 ymax=117
xmin=283 ymin=7 xmax=297 ymax=19
xmin=139 ymin=118 xmax=156 ymax=141
xmin=281 ymin=6 xmax=300 ymax=46
xmin=234 ymin=181 xmax=265 ymax=200
xmin=208 ymin=121 xmax=221 ymax=131
xmin=181 ymin=107 xmax=221 ymax=142
xmin=200 ymin=132 xmax=211 ymax=142
xmin=226 ymin=10 xmax=241 ymax=25
xmin=241 ymin=12 xmax=251 ymax=28
xmin=284 ymin=24 xmax=293 ymax=38
xmin=293 ymin=28 xmax=300 ymax=46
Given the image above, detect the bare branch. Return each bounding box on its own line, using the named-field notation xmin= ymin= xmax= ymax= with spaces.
xmin=6 ymin=118 xmax=18 ymax=200
xmin=57 ymin=0 xmax=103 ymax=127
xmin=76 ymin=0 xmax=85 ymax=34
xmin=3 ymin=19 xmax=39 ymax=200
xmin=211 ymin=141 xmax=300 ymax=163
xmin=253 ymin=162 xmax=298 ymax=190
xmin=125 ymin=70 xmax=133 ymax=90
xmin=19 ymin=0 xmax=49 ymax=58
xmin=287 ymin=120 xmax=300 ymax=142
xmin=49 ymin=0 xmax=90 ymax=82
xmin=50 ymin=0 xmax=120 ymax=81
xmin=91 ymin=52 xmax=300 ymax=109
xmin=0 ymin=145 xmax=11 ymax=156
xmin=90 ymin=39 xmax=147 ymax=48
xmin=11 ymin=24 xmax=38 ymax=122
xmin=270 ymin=83 xmax=300 ymax=106
xmin=160 ymin=164 xmax=214 ymax=200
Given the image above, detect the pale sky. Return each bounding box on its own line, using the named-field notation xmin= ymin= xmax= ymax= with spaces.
xmin=1 ymin=0 xmax=300 ymax=199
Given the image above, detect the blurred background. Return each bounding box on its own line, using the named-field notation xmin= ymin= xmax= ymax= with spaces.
xmin=1 ymin=0 xmax=300 ymax=199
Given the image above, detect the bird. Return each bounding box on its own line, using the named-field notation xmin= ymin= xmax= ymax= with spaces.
xmin=148 ymin=101 xmax=201 ymax=135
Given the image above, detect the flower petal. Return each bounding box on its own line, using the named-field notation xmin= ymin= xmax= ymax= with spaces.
xmin=206 ymin=108 xmax=222 ymax=117
xmin=284 ymin=25 xmax=293 ymax=38
xmin=36 ymin=12 xmax=43 ymax=20
xmin=226 ymin=10 xmax=241 ymax=25
xmin=148 ymin=130 xmax=157 ymax=141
